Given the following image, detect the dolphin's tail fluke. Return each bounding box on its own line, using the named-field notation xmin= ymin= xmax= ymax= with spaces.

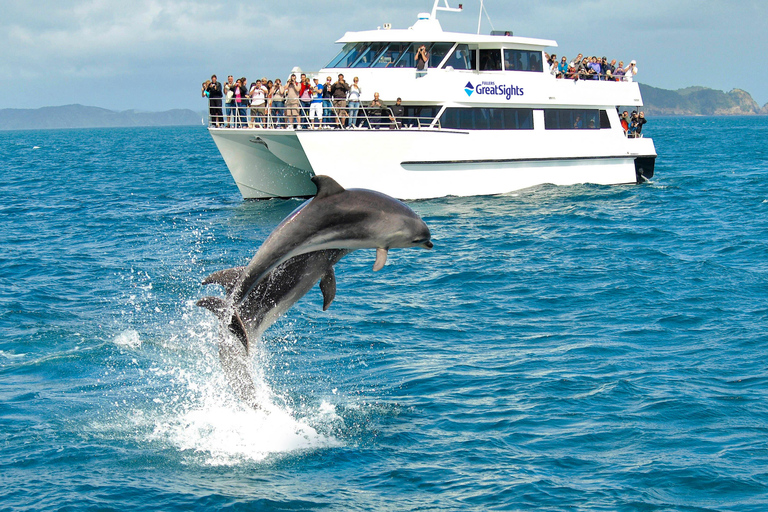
xmin=196 ymin=296 xmax=250 ymax=353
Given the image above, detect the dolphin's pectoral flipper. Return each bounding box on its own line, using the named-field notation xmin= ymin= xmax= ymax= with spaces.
xmin=373 ymin=247 xmax=389 ymax=271
xmin=319 ymin=267 xmax=337 ymax=311
xmin=311 ymin=175 xmax=345 ymax=199
xmin=202 ymin=266 xmax=246 ymax=294
xmin=197 ymin=296 xmax=250 ymax=352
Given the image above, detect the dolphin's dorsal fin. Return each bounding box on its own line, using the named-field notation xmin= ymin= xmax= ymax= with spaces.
xmin=319 ymin=267 xmax=337 ymax=311
xmin=202 ymin=266 xmax=245 ymax=295
xmin=311 ymin=175 xmax=345 ymax=200
xmin=373 ymin=247 xmax=388 ymax=271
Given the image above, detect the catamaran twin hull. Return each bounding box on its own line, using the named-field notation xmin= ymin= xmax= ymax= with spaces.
xmin=208 ymin=126 xmax=656 ymax=200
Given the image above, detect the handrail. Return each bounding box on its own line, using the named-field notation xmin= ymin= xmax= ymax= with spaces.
xmin=204 ymin=98 xmax=442 ymax=130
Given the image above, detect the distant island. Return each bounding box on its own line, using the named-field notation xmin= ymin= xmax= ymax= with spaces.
xmin=0 ymin=104 xmax=203 ymax=131
xmin=638 ymin=85 xmax=768 ymax=116
xmin=1 ymin=85 xmax=767 ymax=130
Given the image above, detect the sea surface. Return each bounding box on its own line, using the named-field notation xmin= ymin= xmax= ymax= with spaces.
xmin=1 ymin=117 xmax=767 ymax=511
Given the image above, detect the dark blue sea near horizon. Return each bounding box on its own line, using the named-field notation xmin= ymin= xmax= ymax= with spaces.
xmin=1 ymin=117 xmax=767 ymax=511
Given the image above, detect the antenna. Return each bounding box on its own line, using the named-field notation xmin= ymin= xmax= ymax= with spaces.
xmin=431 ymin=0 xmax=463 ymax=19
xmin=476 ymin=0 xmax=495 ymax=35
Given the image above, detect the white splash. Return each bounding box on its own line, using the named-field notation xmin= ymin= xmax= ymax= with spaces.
xmin=113 ymin=330 xmax=142 ymax=349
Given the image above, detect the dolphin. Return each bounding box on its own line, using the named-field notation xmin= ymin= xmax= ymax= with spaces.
xmin=197 ymin=249 xmax=349 ymax=409
xmin=197 ymin=176 xmax=433 ymax=409
xmin=228 ymin=175 xmax=433 ymax=306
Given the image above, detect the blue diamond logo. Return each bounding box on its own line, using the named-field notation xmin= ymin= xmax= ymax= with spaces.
xmin=464 ymin=81 xmax=474 ymax=97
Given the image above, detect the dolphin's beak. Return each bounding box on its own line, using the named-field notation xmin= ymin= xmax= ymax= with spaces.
xmin=421 ymin=241 xmax=434 ymax=250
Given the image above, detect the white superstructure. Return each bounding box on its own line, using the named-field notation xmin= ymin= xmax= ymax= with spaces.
xmin=207 ymin=1 xmax=656 ymax=200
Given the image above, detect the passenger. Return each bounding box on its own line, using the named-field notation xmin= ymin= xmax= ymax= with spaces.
xmin=309 ymin=77 xmax=323 ymax=129
xmin=321 ymin=76 xmax=333 ymax=127
xmin=270 ymin=78 xmax=285 ymax=127
xmin=558 ymin=56 xmax=569 ymax=76
xmin=415 ymin=44 xmax=429 ymax=77
xmin=547 ymin=53 xmax=558 ymax=76
xmin=233 ymin=78 xmax=248 ymax=128
xmin=330 ymin=74 xmax=351 ymax=128
xmin=348 ymin=77 xmax=362 ymax=128
xmin=620 ymin=111 xmax=630 ymax=135
xmin=569 ymin=53 xmax=584 ymax=69
xmin=634 ymin=111 xmax=647 ymax=137
xmin=573 ymin=115 xmax=583 ymax=129
xmin=600 ymin=57 xmax=613 ymax=80
xmin=587 ymin=56 xmax=601 ymax=80
xmin=614 ymin=61 xmax=626 ymax=81
xmin=264 ymin=79 xmax=274 ymax=126
xmin=623 ymin=60 xmax=638 ymax=82
xmin=284 ymin=73 xmax=301 ymax=129
xmin=367 ymin=92 xmax=386 ymax=129
xmin=249 ymin=79 xmax=267 ymax=128
xmin=223 ymin=75 xmax=236 ymax=127
xmin=299 ymin=74 xmax=313 ymax=128
xmin=388 ymin=97 xmax=404 ymax=129
xmin=628 ymin=111 xmax=638 ymax=136
xmin=205 ymin=75 xmax=223 ymax=127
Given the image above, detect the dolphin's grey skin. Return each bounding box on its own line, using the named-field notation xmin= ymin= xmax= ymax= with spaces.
xmin=197 ymin=176 xmax=433 ymax=410
xmin=228 ymin=175 xmax=433 ymax=306
xmin=197 ymin=250 xmax=349 ymax=409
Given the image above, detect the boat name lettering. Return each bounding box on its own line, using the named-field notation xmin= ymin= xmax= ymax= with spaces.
xmin=464 ymin=81 xmax=524 ymax=100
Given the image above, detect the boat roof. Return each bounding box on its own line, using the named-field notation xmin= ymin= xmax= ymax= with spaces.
xmin=336 ymin=17 xmax=557 ymax=49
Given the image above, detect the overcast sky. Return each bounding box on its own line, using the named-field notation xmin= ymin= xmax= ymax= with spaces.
xmin=3 ymin=0 xmax=767 ymax=112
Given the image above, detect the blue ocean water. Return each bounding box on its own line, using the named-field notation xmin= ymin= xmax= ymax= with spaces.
xmin=1 ymin=117 xmax=767 ymax=511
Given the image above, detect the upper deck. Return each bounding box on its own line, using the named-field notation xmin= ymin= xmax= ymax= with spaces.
xmin=319 ymin=8 xmax=643 ymax=108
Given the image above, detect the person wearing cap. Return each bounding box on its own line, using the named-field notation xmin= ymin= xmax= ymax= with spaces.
xmin=623 ymin=60 xmax=638 ymax=82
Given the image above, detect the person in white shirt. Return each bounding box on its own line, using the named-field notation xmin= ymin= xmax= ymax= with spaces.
xmin=249 ymin=79 xmax=268 ymax=127
xmin=623 ymin=60 xmax=638 ymax=82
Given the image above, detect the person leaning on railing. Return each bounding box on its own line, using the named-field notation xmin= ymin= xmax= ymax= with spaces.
xmin=330 ymin=74 xmax=351 ymax=128
xmin=270 ymin=79 xmax=285 ymax=128
xmin=204 ymin=75 xmax=223 ymax=127
xmin=284 ymin=74 xmax=301 ymax=129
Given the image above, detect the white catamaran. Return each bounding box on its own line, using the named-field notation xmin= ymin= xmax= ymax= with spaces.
xmin=207 ymin=1 xmax=657 ymax=200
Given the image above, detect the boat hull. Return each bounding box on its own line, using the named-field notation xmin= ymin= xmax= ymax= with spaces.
xmin=209 ymin=127 xmax=656 ymax=200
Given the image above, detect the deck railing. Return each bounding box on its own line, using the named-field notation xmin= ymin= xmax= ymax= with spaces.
xmin=204 ymin=99 xmax=441 ymax=131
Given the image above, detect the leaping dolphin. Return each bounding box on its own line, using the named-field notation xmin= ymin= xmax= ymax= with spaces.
xmin=197 ymin=176 xmax=433 ymax=409
xmin=197 ymin=249 xmax=349 ymax=409
xmin=228 ymin=175 xmax=433 ymax=306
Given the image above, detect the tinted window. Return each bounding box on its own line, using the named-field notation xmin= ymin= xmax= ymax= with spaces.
xmin=351 ymin=42 xmax=388 ymax=68
xmin=503 ymin=49 xmax=544 ymax=72
xmin=327 ymin=42 xmax=366 ymax=68
xmin=372 ymin=43 xmax=408 ymax=68
xmin=440 ymin=108 xmax=534 ymax=130
xmin=479 ymin=49 xmax=502 ymax=70
xmin=444 ymin=44 xmax=476 ymax=70
xmin=544 ymin=109 xmax=601 ymax=129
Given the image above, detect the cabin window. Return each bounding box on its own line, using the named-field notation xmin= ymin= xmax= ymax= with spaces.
xmin=599 ymin=110 xmax=611 ymax=129
xmin=440 ymin=108 xmax=534 ymax=130
xmin=392 ymin=42 xmax=454 ymax=68
xmin=503 ymin=49 xmax=544 ymax=72
xmin=372 ymin=43 xmax=409 ymax=67
xmin=326 ymin=42 xmax=366 ymax=68
xmin=444 ymin=44 xmax=477 ymax=70
xmin=351 ymin=42 xmax=389 ymax=68
xmin=479 ymin=49 xmax=502 ymax=71
xmin=544 ymin=109 xmax=602 ymax=129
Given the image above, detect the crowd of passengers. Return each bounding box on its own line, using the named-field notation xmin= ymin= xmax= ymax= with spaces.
xmin=202 ymin=73 xmax=403 ymax=130
xmin=544 ymin=52 xmax=639 ymax=81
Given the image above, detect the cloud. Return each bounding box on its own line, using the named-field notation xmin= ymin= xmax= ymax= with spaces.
xmin=2 ymin=0 xmax=767 ymax=110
